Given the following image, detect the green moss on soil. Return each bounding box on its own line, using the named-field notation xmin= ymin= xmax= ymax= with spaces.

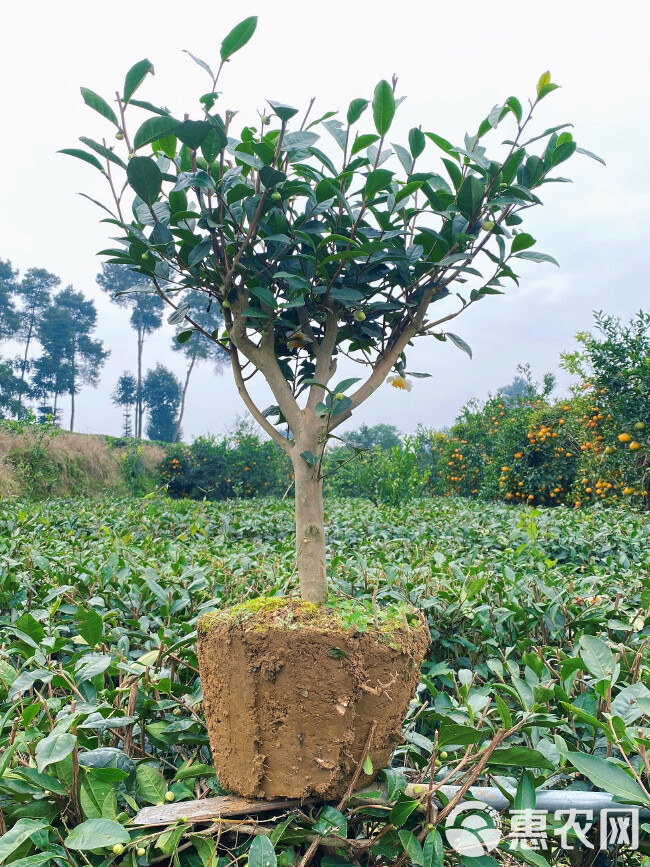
xmin=197 ymin=594 xmax=423 ymax=643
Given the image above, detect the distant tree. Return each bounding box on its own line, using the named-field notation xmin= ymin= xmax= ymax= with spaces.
xmin=38 ymin=287 xmax=109 ymax=430
xmin=498 ymin=363 xmax=555 ymax=404
xmin=32 ymin=307 xmax=73 ymax=419
xmin=97 ymin=264 xmax=164 ymax=438
xmin=171 ymin=291 xmax=227 ymax=443
xmin=498 ymin=375 xmax=527 ymax=401
xmin=111 ymin=372 xmax=138 ymax=437
xmin=343 ymin=423 xmax=402 ymax=451
xmin=0 ymin=259 xmax=19 ymax=341
xmin=15 ymin=268 xmax=59 ymax=399
xmin=142 ymin=364 xmax=181 ymax=442
xmin=0 ymin=360 xmax=28 ymax=419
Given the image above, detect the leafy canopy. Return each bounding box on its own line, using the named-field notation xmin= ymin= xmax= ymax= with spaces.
xmin=62 ymin=16 xmax=602 ymax=443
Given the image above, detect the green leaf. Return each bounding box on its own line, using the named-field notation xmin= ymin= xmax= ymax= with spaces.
xmin=456 ymin=175 xmax=485 ymax=219
xmin=363 ymin=755 xmax=373 ymax=775
xmin=300 ymin=451 xmax=318 ymax=467
xmin=446 ymin=333 xmax=472 ymax=359
xmin=331 ymin=396 xmax=352 ymax=417
xmin=175 ymin=120 xmax=211 ymax=150
xmin=514 ymin=251 xmax=560 ymax=267
xmin=124 ymin=59 xmax=154 ymax=105
xmin=350 ymin=134 xmax=380 ymax=157
xmin=65 ymin=819 xmax=130 ymax=851
xmin=399 ymin=831 xmax=424 ymax=866
xmin=365 ymin=169 xmax=394 ymax=198
xmin=58 ymin=149 xmax=104 ymax=173
xmin=537 ymin=71 xmax=551 ymax=95
xmin=3 ymin=854 xmax=56 ymax=867
xmin=347 ymin=98 xmax=369 ymax=125
xmin=8 ymin=669 xmax=53 ymax=699
xmin=136 ymin=763 xmax=168 ymax=805
xmin=80 ymin=88 xmax=118 ymax=126
xmin=78 ymin=137 xmax=127 ymax=170
xmin=372 ymin=80 xmax=395 ymax=136
xmin=332 ymin=378 xmax=361 ymax=394
xmin=183 ymin=50 xmax=213 ymax=79
xmin=486 ymin=747 xmax=554 ymax=770
xmin=127 ymin=156 xmax=162 ymax=207
xmin=511 ymin=233 xmax=536 ymax=254
xmin=35 ymin=731 xmax=76 ymax=773
xmin=0 ymin=820 xmax=48 ymax=864
xmin=76 ymin=654 xmax=111 ymax=684
xmin=267 ymin=101 xmax=299 ymax=122
xmin=389 ymin=794 xmax=419 ymax=827
xmin=248 ymin=835 xmax=277 ymax=867
xmin=221 ymin=16 xmax=258 ymax=62
xmin=408 ymin=128 xmax=426 ymax=159
xmin=314 ymin=807 xmax=347 ymax=837
xmin=425 ymin=132 xmax=458 ymax=159
xmin=579 ymin=635 xmax=615 ymax=681
xmin=75 ymin=606 xmax=103 ymax=646
xmin=134 ymin=116 xmax=179 ymax=150
xmin=259 ymin=166 xmax=287 ymax=188
xmin=173 ymin=763 xmax=215 ymax=781
xmin=177 ymin=330 xmax=194 ymax=345
xmin=566 ymin=751 xmax=649 ymax=803
xmin=438 ymin=723 xmax=483 ymax=748
xmin=514 ymin=771 xmax=536 ymax=812
xmin=575 ymin=147 xmax=606 ymax=166
xmin=423 ymin=829 xmax=443 ymax=867
xmin=199 ymin=128 xmax=226 ymax=164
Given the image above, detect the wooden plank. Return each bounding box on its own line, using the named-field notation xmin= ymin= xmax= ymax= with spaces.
xmin=132 ymin=794 xmax=317 ymax=826
xmin=132 ymin=783 xmax=408 ymax=826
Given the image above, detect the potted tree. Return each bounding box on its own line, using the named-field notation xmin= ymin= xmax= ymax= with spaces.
xmin=63 ymin=16 xmax=594 ymax=798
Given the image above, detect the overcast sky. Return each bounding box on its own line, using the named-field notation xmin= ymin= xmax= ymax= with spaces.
xmin=1 ymin=2 xmax=649 ymax=440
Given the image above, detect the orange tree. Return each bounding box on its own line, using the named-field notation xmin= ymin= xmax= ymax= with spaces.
xmin=562 ymin=311 xmax=650 ymax=508
xmin=62 ymin=16 xmax=594 ymax=601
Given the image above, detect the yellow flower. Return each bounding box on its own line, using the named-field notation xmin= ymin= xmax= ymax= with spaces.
xmin=387 ymin=374 xmax=412 ymax=392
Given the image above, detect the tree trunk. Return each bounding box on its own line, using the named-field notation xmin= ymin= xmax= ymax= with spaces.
xmin=69 ymin=351 xmax=76 ymax=431
xmin=173 ymin=355 xmax=195 ymax=444
xmin=136 ymin=325 xmax=144 ymax=438
xmin=18 ymin=315 xmax=34 ymax=412
xmin=292 ymin=445 xmax=327 ymax=603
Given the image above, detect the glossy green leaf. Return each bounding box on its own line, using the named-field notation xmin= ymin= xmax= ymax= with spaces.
xmin=134 ymin=116 xmax=179 ymax=150
xmin=365 ymin=169 xmax=394 ymax=198
xmin=372 ymin=80 xmax=395 ymax=136
xmin=566 ymin=751 xmax=649 ymax=803
xmin=221 ymin=16 xmax=258 ymax=61
xmin=127 ymin=156 xmax=162 ymax=206
xmin=80 ymin=88 xmax=118 ymax=126
xmin=347 ymin=98 xmax=369 ymax=125
xmin=124 ymin=59 xmax=154 ymax=105
xmin=408 ymin=128 xmax=426 ymax=159
xmin=58 ymin=149 xmax=104 ymax=173
xmin=350 ymin=134 xmax=380 ymax=157
xmin=445 ymin=332 xmax=472 ymax=359
xmin=65 ymin=819 xmax=130 ymax=851
xmin=248 ymin=835 xmax=276 ymax=867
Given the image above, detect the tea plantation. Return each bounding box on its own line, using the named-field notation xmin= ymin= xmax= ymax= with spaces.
xmin=2 ymin=495 xmax=650 ymax=867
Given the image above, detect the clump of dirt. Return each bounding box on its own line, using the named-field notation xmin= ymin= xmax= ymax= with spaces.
xmin=197 ymin=597 xmax=429 ymax=800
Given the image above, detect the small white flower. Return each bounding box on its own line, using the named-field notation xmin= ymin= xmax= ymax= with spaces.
xmin=387 ymin=374 xmax=412 ymax=392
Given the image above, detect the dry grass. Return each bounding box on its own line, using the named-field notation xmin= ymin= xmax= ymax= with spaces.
xmin=0 ymin=427 xmax=166 ymax=500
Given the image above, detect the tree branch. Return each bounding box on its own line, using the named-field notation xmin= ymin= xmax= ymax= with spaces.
xmin=230 ymin=348 xmax=293 ymax=453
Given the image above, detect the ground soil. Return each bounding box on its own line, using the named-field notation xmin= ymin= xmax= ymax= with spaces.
xmin=197 ymin=600 xmax=429 ymax=799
